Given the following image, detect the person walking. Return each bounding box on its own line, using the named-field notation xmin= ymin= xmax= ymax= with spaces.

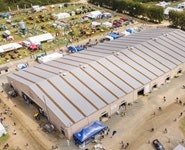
xmin=111 ymin=130 xmax=117 ymax=138
xmin=164 ymin=128 xmax=168 ymax=134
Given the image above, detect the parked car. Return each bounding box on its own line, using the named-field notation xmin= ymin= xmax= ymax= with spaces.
xmin=120 ymin=17 xmax=128 ymax=21
xmin=152 ymin=139 xmax=165 ymax=150
xmin=28 ymin=44 xmax=38 ymax=51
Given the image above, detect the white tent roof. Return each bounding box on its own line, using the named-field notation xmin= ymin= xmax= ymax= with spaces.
xmin=0 ymin=123 xmax=6 ymax=137
xmin=53 ymin=13 xmax=70 ymax=20
xmin=0 ymin=43 xmax=22 ymax=53
xmin=178 ymin=2 xmax=185 ymax=8
xmin=156 ymin=1 xmax=171 ymax=7
xmin=102 ymin=22 xmax=112 ymax=28
xmin=38 ymin=52 xmax=63 ymax=63
xmin=121 ymin=31 xmax=131 ymax=36
xmin=27 ymin=33 xmax=54 ymax=45
xmin=164 ymin=7 xmax=183 ymax=15
xmin=86 ymin=10 xmax=102 ymax=19
xmin=92 ymin=21 xmax=101 ymax=27
xmin=173 ymin=144 xmax=185 ymax=150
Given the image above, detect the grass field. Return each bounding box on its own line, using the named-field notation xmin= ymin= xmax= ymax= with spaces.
xmin=0 ymin=3 xmax=126 ymax=65
xmin=0 ymin=134 xmax=9 ymax=146
xmin=179 ymin=117 xmax=185 ymax=137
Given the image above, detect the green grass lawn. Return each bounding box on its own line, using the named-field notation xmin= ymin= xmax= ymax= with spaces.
xmin=179 ymin=117 xmax=185 ymax=137
xmin=0 ymin=3 xmax=129 ymax=65
xmin=0 ymin=134 xmax=9 ymax=146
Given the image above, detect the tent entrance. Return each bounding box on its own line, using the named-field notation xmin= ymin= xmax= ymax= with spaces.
xmin=60 ymin=127 xmax=65 ymax=136
xmin=99 ymin=112 xmax=108 ymax=122
xmin=22 ymin=92 xmax=33 ymax=104
xmin=175 ymin=70 xmax=182 ymax=78
xmin=138 ymin=88 xmax=144 ymax=96
xmin=165 ymin=76 xmax=170 ymax=82
xmin=152 ymin=84 xmax=158 ymax=90
xmin=119 ymin=101 xmax=127 ymax=110
xmin=178 ymin=70 xmax=182 ymax=74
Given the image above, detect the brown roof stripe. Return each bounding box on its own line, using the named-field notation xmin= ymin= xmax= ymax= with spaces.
xmin=119 ymin=51 xmax=159 ymax=77
xmin=47 ymin=79 xmax=86 ymax=117
xmin=115 ymin=54 xmax=152 ymax=80
xmin=60 ymin=75 xmax=99 ymax=110
xmin=134 ymin=46 xmax=171 ymax=70
xmin=105 ymin=58 xmax=145 ymax=85
xmin=34 ymin=66 xmax=58 ymax=75
xmin=36 ymin=83 xmax=75 ymax=123
xmin=81 ymin=68 xmax=119 ymax=99
xmin=89 ymin=64 xmax=127 ymax=93
xmin=70 ymin=71 xmax=109 ymax=105
xmin=96 ymin=61 xmax=135 ymax=89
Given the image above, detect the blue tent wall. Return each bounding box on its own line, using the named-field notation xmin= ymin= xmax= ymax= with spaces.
xmin=108 ymin=33 xmax=119 ymax=39
xmin=73 ymin=121 xmax=106 ymax=144
xmin=68 ymin=46 xmax=77 ymax=53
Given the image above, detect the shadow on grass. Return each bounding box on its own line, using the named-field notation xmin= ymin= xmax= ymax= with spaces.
xmin=179 ymin=117 xmax=185 ymax=137
xmin=0 ymin=134 xmax=9 ymax=145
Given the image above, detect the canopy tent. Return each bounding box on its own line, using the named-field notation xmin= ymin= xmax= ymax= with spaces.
xmin=164 ymin=7 xmax=183 ymax=15
xmin=173 ymin=144 xmax=185 ymax=150
xmin=0 ymin=122 xmax=7 ymax=137
xmin=37 ymin=52 xmax=63 ymax=63
xmin=104 ymin=35 xmax=114 ymax=41
xmin=91 ymin=21 xmax=101 ymax=27
xmin=102 ymin=12 xmax=112 ymax=18
xmin=76 ymin=46 xmax=84 ymax=51
xmin=17 ymin=64 xmax=27 ymax=70
xmin=86 ymin=11 xmax=102 ymax=19
xmin=0 ymin=43 xmax=22 ymax=53
xmin=27 ymin=33 xmax=54 ymax=45
xmin=68 ymin=45 xmax=77 ymax=53
xmin=126 ymin=28 xmax=135 ymax=33
xmin=156 ymin=1 xmax=171 ymax=8
xmin=178 ymin=2 xmax=185 ymax=8
xmin=120 ymin=30 xmax=131 ymax=36
xmin=53 ymin=13 xmax=70 ymax=20
xmin=102 ymin=22 xmax=112 ymax=28
xmin=108 ymin=33 xmax=119 ymax=39
xmin=73 ymin=121 xmax=106 ymax=145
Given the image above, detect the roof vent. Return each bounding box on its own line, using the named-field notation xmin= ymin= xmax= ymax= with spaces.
xmin=153 ymin=38 xmax=157 ymax=41
xmin=112 ymin=51 xmax=116 ymax=54
xmin=62 ymin=72 xmax=67 ymax=76
xmin=116 ymin=52 xmax=120 ymax=55
xmin=128 ymin=47 xmax=133 ymax=50
xmin=82 ymin=65 xmax=87 ymax=69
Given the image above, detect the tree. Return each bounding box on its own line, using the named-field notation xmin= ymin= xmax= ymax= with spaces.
xmin=147 ymin=6 xmax=164 ymax=23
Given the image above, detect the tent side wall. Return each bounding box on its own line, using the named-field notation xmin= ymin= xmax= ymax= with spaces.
xmin=0 ymin=123 xmax=6 ymax=137
xmin=7 ymin=75 xmax=70 ymax=136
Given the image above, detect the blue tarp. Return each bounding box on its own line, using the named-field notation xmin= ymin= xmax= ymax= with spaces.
xmin=73 ymin=121 xmax=106 ymax=144
xmin=76 ymin=46 xmax=84 ymax=51
xmin=126 ymin=29 xmax=134 ymax=33
xmin=68 ymin=46 xmax=77 ymax=53
xmin=108 ymin=33 xmax=119 ymax=39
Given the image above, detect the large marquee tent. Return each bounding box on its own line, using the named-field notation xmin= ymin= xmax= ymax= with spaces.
xmin=7 ymin=28 xmax=185 ymax=139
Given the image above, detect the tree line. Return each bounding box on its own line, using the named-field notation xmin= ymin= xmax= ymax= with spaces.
xmin=169 ymin=11 xmax=185 ymax=30
xmin=89 ymin=0 xmax=185 ymax=30
xmin=0 ymin=0 xmax=70 ymax=12
xmin=89 ymin=0 xmax=164 ymax=23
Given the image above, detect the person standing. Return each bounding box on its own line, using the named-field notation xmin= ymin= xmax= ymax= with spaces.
xmin=163 ymin=96 xmax=166 ymax=102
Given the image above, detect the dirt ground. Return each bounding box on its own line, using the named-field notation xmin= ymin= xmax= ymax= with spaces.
xmin=0 ymin=18 xmax=184 ymax=150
